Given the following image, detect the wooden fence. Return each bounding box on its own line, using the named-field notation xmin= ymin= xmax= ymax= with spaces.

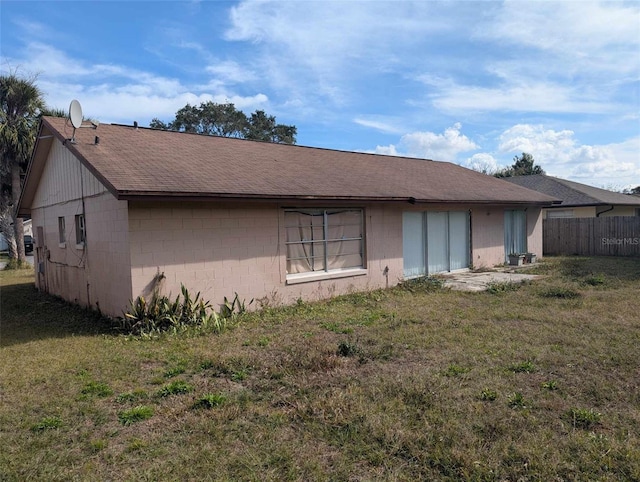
xmin=543 ymin=216 xmax=640 ymax=256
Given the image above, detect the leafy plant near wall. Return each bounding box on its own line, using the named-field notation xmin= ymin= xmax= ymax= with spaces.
xmin=122 ymin=284 xmax=229 ymax=335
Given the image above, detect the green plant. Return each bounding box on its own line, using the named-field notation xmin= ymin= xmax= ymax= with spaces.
xmin=116 ymin=389 xmax=149 ymax=403
xmin=163 ymin=364 xmax=187 ymax=378
xmin=81 ymin=381 xmax=113 ymax=398
xmin=118 ymin=405 xmax=153 ymax=425
xmin=444 ymin=364 xmax=471 ymax=377
xmin=156 ymin=380 xmax=194 ymax=397
xmin=584 ymin=274 xmax=606 ymax=286
xmin=2 ymin=259 xmax=32 ymax=271
xmin=539 ymin=286 xmax=581 ymax=299
xmin=507 ymin=392 xmax=529 ymax=409
xmin=230 ymin=369 xmax=248 ymax=381
xmin=567 ymin=408 xmax=602 ymax=429
xmin=508 ymin=360 xmax=536 ymax=373
xmin=486 ymin=281 xmax=521 ymax=294
xmin=89 ymin=439 xmax=107 ymax=452
xmin=541 ymin=380 xmax=559 ymax=391
xmin=397 ymin=276 xmax=444 ymax=293
xmin=337 ymin=341 xmax=359 ymax=357
xmin=122 ymin=284 xmax=221 ymax=335
xmin=220 ymin=292 xmax=253 ymax=319
xmin=31 ymin=416 xmax=63 ymax=431
xmin=479 ymin=388 xmax=498 ymax=401
xmin=193 ymin=393 xmax=227 ymax=409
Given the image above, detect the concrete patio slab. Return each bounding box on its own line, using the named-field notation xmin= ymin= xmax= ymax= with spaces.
xmin=440 ymin=270 xmax=542 ymax=292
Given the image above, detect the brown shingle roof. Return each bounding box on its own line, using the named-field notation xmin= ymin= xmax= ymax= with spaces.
xmin=21 ymin=116 xmax=557 ymax=213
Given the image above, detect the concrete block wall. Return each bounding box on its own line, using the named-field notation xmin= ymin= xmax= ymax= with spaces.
xmin=30 ymin=192 xmax=131 ymax=316
xmin=128 ymin=202 xmax=404 ymax=311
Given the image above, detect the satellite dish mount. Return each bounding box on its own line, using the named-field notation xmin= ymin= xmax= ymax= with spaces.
xmin=67 ymin=99 xmax=97 ymax=143
xmin=68 ymin=100 xmax=83 ymax=143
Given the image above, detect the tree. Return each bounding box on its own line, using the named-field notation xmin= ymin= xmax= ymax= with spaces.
xmin=622 ymin=186 xmax=640 ymax=196
xmin=495 ymin=152 xmax=545 ymax=178
xmin=150 ymin=101 xmax=297 ymax=144
xmin=0 ymin=73 xmax=44 ymax=264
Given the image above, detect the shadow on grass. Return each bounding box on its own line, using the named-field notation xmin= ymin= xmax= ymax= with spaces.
xmin=0 ymin=281 xmax=117 ymax=348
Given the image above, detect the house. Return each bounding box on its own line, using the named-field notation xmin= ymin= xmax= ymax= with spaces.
xmin=503 ymin=175 xmax=640 ymax=219
xmin=0 ymin=219 xmax=32 ymax=252
xmin=18 ymin=116 xmax=556 ymax=317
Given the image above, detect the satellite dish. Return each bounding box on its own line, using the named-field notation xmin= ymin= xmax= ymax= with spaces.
xmin=69 ymin=100 xmax=83 ymax=129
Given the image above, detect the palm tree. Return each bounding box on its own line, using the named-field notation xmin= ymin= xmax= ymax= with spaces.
xmin=0 ymin=73 xmax=44 ymax=263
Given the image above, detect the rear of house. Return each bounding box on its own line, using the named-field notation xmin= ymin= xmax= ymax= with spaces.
xmin=19 ymin=117 xmax=555 ymax=317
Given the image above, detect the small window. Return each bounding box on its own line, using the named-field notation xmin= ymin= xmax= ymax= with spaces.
xmin=75 ymin=214 xmax=86 ymax=245
xmin=285 ymin=208 xmax=364 ymax=275
xmin=58 ymin=217 xmax=66 ymax=245
xmin=547 ymin=209 xmax=574 ymax=219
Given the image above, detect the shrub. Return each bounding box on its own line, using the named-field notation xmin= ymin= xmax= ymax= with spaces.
xmin=122 ymin=284 xmax=226 ymax=335
xmin=118 ymin=405 xmax=153 ymax=425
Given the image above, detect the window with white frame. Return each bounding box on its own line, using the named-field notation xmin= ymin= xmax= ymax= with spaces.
xmin=285 ymin=209 xmax=364 ymax=275
xmin=75 ymin=214 xmax=86 ymax=245
xmin=58 ymin=217 xmax=66 ymax=244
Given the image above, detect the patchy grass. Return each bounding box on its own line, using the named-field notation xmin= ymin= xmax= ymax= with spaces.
xmin=1 ymin=257 xmax=639 ymax=480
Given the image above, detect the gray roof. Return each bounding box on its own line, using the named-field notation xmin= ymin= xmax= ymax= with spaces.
xmin=503 ymin=175 xmax=640 ymax=207
xmin=20 ymin=117 xmax=557 ymax=215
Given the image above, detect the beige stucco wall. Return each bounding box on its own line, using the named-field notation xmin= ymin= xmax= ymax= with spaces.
xmin=29 ymin=138 xmax=131 ymax=317
xmin=127 ymin=202 xmax=545 ymax=313
xmin=128 ymin=202 xmax=404 ymax=310
xmin=544 ymin=205 xmax=639 ymax=218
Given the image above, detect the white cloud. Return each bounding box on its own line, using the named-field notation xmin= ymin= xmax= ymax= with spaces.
xmin=495 ymin=124 xmax=640 ymax=186
xmin=374 ymin=123 xmax=478 ymax=162
xmin=2 ymin=41 xmax=270 ymax=125
xmin=428 ymin=79 xmax=615 ymax=115
xmin=483 ymin=1 xmax=640 ymax=68
xmin=205 ymin=60 xmax=256 ymax=84
xmin=463 ymin=153 xmax=499 ymax=174
xmin=353 ymin=117 xmax=404 ymax=135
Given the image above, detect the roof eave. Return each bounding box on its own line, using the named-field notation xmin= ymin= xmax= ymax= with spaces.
xmin=116 ymin=191 xmax=557 ymax=206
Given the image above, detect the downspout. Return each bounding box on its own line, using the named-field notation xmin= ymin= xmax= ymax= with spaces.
xmin=596 ymin=205 xmax=614 ymax=217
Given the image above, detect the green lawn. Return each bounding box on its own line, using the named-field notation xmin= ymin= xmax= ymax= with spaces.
xmin=1 ymin=257 xmax=639 ymax=481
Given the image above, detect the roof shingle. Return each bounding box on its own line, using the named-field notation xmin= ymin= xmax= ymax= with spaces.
xmin=22 ymin=117 xmax=557 ymax=210
xmin=503 ymin=174 xmax=640 ymax=207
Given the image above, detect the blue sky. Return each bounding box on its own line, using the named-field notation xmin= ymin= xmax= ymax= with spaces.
xmin=2 ymin=0 xmax=639 ymax=188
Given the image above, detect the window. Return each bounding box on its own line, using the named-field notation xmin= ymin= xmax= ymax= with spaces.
xmin=58 ymin=217 xmax=66 ymax=246
xmin=504 ymin=209 xmax=527 ymax=260
xmin=285 ymin=209 xmax=364 ymax=275
xmin=75 ymin=214 xmax=86 ymax=245
xmin=547 ymin=209 xmax=574 ymax=219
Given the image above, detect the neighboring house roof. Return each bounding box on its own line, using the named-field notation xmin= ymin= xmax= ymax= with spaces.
xmin=503 ymin=174 xmax=640 ymax=208
xmin=19 ymin=116 xmax=557 ymax=215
